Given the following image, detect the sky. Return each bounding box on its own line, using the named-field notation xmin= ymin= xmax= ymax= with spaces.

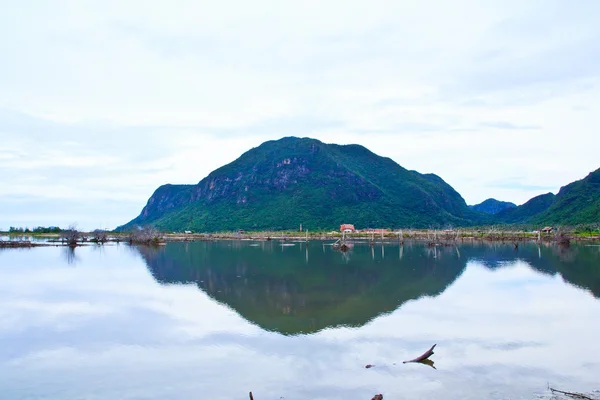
xmin=1 ymin=0 xmax=599 ymax=231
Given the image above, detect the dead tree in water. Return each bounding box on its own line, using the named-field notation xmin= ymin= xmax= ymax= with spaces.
xmin=426 ymin=229 xmax=437 ymax=247
xmin=91 ymin=229 xmax=108 ymax=243
xmin=441 ymin=228 xmax=457 ymax=246
xmin=60 ymin=224 xmax=81 ymax=246
xmin=129 ymin=226 xmax=163 ymax=245
xmin=555 ymin=227 xmax=572 ymax=247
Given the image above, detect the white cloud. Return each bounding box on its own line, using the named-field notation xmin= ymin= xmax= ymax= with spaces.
xmin=1 ymin=0 xmax=599 ymax=229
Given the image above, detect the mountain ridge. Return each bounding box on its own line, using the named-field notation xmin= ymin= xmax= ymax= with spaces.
xmin=531 ymin=168 xmax=600 ymax=225
xmin=494 ymin=193 xmax=556 ymax=224
xmin=121 ymin=137 xmax=485 ymax=231
xmin=469 ymin=198 xmax=517 ymax=214
xmin=119 ymin=137 xmax=600 ymax=231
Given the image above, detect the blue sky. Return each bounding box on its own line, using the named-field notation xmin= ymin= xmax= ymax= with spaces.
xmin=1 ymin=0 xmax=599 ymax=230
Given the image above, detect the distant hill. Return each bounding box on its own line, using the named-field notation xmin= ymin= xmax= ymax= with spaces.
xmin=119 ymin=137 xmax=483 ymax=232
xmin=491 ymin=167 xmax=600 ymax=226
xmin=532 ymin=168 xmax=600 ymax=225
xmin=469 ymin=198 xmax=517 ymax=214
xmin=494 ymin=193 xmax=556 ymax=224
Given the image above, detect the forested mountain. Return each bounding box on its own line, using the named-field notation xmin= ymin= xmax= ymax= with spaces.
xmin=119 ymin=138 xmax=600 ymax=231
xmin=469 ymin=199 xmax=517 ymax=214
xmin=531 ymin=168 xmax=600 ymax=225
xmin=120 ymin=137 xmax=482 ymax=231
xmin=494 ymin=193 xmax=556 ymax=224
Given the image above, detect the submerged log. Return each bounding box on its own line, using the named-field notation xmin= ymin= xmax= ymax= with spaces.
xmin=0 ymin=241 xmax=52 ymax=248
xmin=403 ymin=344 xmax=436 ymax=364
xmin=371 ymin=395 xmax=383 ymax=400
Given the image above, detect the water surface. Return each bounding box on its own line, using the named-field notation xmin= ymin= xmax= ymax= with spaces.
xmin=1 ymin=240 xmax=599 ymax=399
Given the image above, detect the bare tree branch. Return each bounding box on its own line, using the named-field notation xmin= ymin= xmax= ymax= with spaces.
xmin=129 ymin=225 xmax=163 ymax=245
xmin=60 ymin=223 xmax=81 ymax=246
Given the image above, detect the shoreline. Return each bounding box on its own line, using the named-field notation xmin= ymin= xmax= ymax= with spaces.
xmin=2 ymin=228 xmax=599 ymax=249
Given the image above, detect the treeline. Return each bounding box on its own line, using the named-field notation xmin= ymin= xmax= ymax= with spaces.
xmin=8 ymin=226 xmax=62 ymax=234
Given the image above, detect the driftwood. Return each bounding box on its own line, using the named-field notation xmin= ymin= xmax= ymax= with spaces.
xmin=364 ymin=344 xmax=438 ymax=370
xmin=250 ymin=390 xmax=382 ymax=399
xmin=550 ymin=387 xmax=598 ymax=400
xmin=250 ymin=392 xmax=383 ymax=400
xmin=0 ymin=241 xmax=35 ymax=248
xmin=403 ymin=344 xmax=436 ymax=364
xmin=0 ymin=241 xmax=53 ymax=248
xmin=252 ymin=345 xmax=439 ymax=400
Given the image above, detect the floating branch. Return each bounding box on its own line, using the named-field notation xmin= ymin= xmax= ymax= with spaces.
xmin=550 ymin=387 xmax=598 ymax=400
xmin=251 ymin=390 xmax=383 ymax=399
xmin=403 ymin=344 xmax=436 ymax=364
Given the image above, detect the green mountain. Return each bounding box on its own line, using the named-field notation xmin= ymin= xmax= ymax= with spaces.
xmin=532 ymin=168 xmax=600 ymax=225
xmin=469 ymin=198 xmax=517 ymax=214
xmin=491 ymin=167 xmax=600 ymax=225
xmin=494 ymin=192 xmax=556 ymax=224
xmin=120 ymin=137 xmax=483 ymax=232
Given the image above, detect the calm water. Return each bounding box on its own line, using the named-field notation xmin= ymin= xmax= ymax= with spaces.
xmin=1 ymin=240 xmax=599 ymax=399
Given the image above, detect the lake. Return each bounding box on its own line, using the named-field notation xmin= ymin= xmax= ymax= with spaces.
xmin=1 ymin=240 xmax=599 ymax=399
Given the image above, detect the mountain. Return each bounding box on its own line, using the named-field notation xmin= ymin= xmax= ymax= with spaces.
xmin=469 ymin=198 xmax=517 ymax=214
xmin=120 ymin=137 xmax=483 ymax=232
xmin=491 ymin=167 xmax=600 ymax=225
xmin=494 ymin=192 xmax=556 ymax=224
xmin=532 ymin=168 xmax=600 ymax=225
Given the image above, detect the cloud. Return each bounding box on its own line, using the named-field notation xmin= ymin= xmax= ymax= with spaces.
xmin=440 ymin=2 xmax=600 ymax=101
xmin=489 ymin=182 xmax=556 ymax=193
xmin=0 ymin=196 xmax=141 ymax=230
xmin=478 ymin=122 xmax=540 ymax=130
xmin=0 ymin=0 xmax=599 ymax=228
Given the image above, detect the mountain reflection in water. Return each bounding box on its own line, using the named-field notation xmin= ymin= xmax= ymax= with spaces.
xmin=137 ymin=240 xmax=600 ymax=335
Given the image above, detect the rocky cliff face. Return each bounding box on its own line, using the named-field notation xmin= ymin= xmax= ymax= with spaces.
xmin=140 ymin=184 xmax=194 ymax=219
